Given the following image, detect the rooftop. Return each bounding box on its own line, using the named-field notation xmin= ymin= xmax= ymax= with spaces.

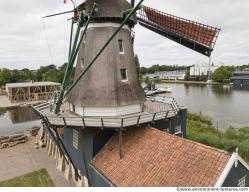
xmin=233 ymin=71 xmax=249 ymax=75
xmin=92 ymin=127 xmax=231 ymax=187
xmin=231 ymin=76 xmax=249 ymax=80
xmin=6 ymin=82 xmax=61 ymax=88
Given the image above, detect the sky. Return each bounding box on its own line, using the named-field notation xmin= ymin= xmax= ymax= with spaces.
xmin=0 ymin=0 xmax=248 ymax=70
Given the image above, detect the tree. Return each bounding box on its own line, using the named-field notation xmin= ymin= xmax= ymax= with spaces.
xmin=20 ymin=68 xmax=35 ymax=81
xmin=58 ymin=63 xmax=67 ymax=83
xmin=184 ymin=70 xmax=190 ymax=81
xmin=134 ymin=54 xmax=141 ymax=78
xmin=37 ymin=65 xmax=56 ymax=81
xmin=145 ymin=76 xmax=150 ymax=84
xmin=42 ymin=69 xmax=59 ymax=82
xmin=10 ymin=70 xmax=21 ymax=83
xmin=0 ymin=69 xmax=11 ymax=87
xmin=199 ymin=72 xmax=206 ymax=82
xmin=139 ymin=64 xmax=188 ymax=75
xmin=140 ymin=67 xmax=147 ymax=75
xmin=212 ymin=66 xmax=236 ymax=83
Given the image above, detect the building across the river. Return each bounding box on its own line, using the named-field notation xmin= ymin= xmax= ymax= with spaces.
xmin=143 ymin=70 xmax=186 ymax=80
xmin=6 ymin=81 xmax=61 ymax=103
xmin=189 ymin=61 xmax=219 ymax=81
xmin=230 ymin=71 xmax=249 ymax=87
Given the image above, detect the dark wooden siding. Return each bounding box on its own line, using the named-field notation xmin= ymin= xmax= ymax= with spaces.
xmin=222 ymin=161 xmax=249 ymax=187
xmin=90 ymin=166 xmax=113 ymax=187
xmin=63 ymin=128 xmax=94 ymax=177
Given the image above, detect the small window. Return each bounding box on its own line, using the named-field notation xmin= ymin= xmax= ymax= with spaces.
xmin=72 ymin=104 xmax=76 ymax=112
xmin=80 ymin=58 xmax=84 ymax=69
xmin=73 ymin=129 xmax=79 ymax=150
xmin=83 ymin=34 xmax=86 ymax=44
xmin=118 ymin=39 xmax=124 ymax=54
xmin=238 ymin=175 xmax=246 ymax=187
xmin=120 ymin=69 xmax=128 ymax=81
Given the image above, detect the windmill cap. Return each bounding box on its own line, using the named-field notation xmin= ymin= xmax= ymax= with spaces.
xmin=78 ymin=0 xmax=137 ymax=25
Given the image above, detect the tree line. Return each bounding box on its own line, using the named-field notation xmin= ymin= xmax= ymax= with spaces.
xmin=0 ymin=64 xmax=70 ymax=88
xmin=140 ymin=64 xmax=188 ymax=75
xmin=1 ymin=61 xmax=248 ymax=88
xmin=0 ymin=55 xmax=141 ymax=88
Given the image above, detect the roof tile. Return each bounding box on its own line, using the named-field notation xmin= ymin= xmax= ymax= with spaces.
xmin=92 ymin=127 xmax=231 ymax=187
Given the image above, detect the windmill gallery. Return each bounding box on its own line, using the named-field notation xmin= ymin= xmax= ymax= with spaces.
xmin=30 ymin=0 xmax=249 ymax=187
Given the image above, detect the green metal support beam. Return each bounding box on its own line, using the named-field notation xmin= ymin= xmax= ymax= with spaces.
xmin=54 ymin=19 xmax=81 ymax=114
xmin=42 ymin=10 xmax=75 ymax=18
xmin=69 ymin=21 xmax=81 ymax=63
xmin=68 ymin=19 xmax=74 ymax=61
xmin=63 ymin=0 xmax=144 ymax=99
xmin=54 ymin=3 xmax=97 ymax=114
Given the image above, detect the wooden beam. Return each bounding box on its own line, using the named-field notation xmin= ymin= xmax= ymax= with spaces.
xmin=119 ymin=128 xmax=124 ymax=159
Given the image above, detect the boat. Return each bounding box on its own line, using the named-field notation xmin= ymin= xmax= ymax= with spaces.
xmin=145 ymin=87 xmax=172 ymax=96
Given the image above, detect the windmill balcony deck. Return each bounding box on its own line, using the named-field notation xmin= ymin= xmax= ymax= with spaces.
xmin=32 ymin=96 xmax=182 ymax=129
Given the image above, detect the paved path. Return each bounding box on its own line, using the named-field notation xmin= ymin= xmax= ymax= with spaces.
xmin=0 ymin=137 xmax=74 ymax=187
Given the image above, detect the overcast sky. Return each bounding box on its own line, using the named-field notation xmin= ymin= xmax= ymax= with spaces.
xmin=0 ymin=0 xmax=248 ymax=70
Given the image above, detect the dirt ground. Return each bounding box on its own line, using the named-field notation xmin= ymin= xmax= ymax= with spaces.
xmin=0 ymin=136 xmax=74 ymax=187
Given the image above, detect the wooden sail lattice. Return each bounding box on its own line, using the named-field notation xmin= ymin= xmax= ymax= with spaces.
xmin=137 ymin=5 xmax=220 ymax=56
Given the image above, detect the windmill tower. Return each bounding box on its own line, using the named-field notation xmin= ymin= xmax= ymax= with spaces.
xmin=67 ymin=0 xmax=145 ymax=117
xmin=34 ymin=0 xmax=221 ymax=187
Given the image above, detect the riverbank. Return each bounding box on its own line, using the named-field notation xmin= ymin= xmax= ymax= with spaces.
xmin=160 ymin=80 xmax=230 ymax=85
xmin=140 ymin=78 xmax=231 ymax=85
xmin=187 ymin=113 xmax=249 ymax=162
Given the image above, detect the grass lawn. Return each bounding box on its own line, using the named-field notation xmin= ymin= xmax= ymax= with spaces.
xmin=0 ymin=169 xmax=55 ymax=187
xmin=187 ymin=113 xmax=249 ymax=162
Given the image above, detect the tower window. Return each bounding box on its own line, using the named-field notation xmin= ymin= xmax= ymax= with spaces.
xmin=118 ymin=39 xmax=124 ymax=54
xmin=120 ymin=69 xmax=128 ymax=81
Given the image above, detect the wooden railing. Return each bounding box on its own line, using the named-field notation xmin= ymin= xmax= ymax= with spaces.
xmin=32 ymin=96 xmax=180 ymax=129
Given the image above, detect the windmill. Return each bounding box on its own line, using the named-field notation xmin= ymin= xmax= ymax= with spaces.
xmin=33 ymin=0 xmax=220 ymax=186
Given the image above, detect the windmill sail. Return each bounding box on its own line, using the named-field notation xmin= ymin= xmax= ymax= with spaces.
xmin=137 ymin=6 xmax=220 ymax=56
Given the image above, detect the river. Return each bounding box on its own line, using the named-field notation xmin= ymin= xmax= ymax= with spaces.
xmin=158 ymin=83 xmax=249 ymax=129
xmin=0 ymin=83 xmax=248 ymax=135
xmin=0 ymin=107 xmax=40 ymax=136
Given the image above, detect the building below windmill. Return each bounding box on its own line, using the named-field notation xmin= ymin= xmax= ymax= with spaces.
xmin=91 ymin=127 xmax=249 ymax=187
xmin=40 ymin=123 xmax=249 ymax=187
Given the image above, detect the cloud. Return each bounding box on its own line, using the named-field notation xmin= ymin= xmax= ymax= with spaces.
xmin=0 ymin=0 xmax=248 ymax=69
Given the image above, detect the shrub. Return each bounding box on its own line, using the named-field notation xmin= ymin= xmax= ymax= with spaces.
xmin=187 ymin=113 xmax=249 ymax=162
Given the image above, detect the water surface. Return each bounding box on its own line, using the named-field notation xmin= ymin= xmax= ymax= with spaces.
xmin=0 ymin=83 xmax=248 ymax=134
xmin=0 ymin=107 xmax=40 ymax=135
xmin=158 ymin=83 xmax=249 ymax=129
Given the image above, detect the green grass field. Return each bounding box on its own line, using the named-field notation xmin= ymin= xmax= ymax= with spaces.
xmin=187 ymin=113 xmax=249 ymax=162
xmin=0 ymin=169 xmax=55 ymax=187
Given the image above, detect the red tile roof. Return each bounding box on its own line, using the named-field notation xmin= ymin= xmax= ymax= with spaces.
xmin=92 ymin=127 xmax=231 ymax=187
